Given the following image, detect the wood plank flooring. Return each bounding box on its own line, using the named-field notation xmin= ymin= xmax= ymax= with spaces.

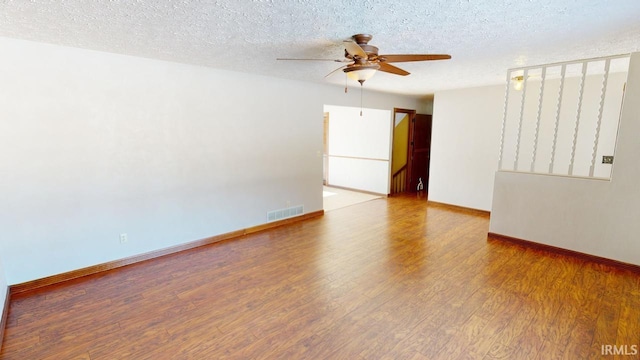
xmin=1 ymin=195 xmax=639 ymax=359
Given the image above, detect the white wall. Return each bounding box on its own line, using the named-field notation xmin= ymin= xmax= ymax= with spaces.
xmin=0 ymin=255 xmax=7 ymax=320
xmin=429 ymin=85 xmax=505 ymax=211
xmin=0 ymin=37 xmax=423 ymax=284
xmin=490 ymin=53 xmax=640 ymax=266
xmin=324 ymin=105 xmax=391 ymax=194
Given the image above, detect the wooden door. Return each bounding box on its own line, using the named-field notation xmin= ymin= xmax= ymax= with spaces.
xmin=407 ymin=114 xmax=432 ymax=193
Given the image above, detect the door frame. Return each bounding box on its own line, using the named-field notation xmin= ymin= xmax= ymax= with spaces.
xmin=323 ymin=112 xmax=329 ymax=185
xmin=391 ymin=108 xmax=416 ymax=194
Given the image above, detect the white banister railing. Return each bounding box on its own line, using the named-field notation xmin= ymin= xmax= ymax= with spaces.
xmin=549 ymin=64 xmax=566 ymax=174
xmin=498 ymin=73 xmax=510 ymax=170
xmin=499 ymin=54 xmax=630 ymax=179
xmin=531 ymin=67 xmax=546 ymax=172
xmin=513 ymin=68 xmax=529 ymax=170
xmin=590 ymin=59 xmax=611 ymax=177
xmin=568 ymin=62 xmax=587 ymax=176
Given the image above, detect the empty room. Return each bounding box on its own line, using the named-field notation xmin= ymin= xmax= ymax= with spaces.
xmin=1 ymin=1 xmax=640 ymax=359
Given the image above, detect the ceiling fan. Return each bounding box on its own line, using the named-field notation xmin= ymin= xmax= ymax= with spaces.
xmin=277 ymin=34 xmax=451 ymax=85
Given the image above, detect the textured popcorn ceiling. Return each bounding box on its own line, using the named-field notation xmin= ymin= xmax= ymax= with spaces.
xmin=1 ymin=0 xmax=639 ymax=95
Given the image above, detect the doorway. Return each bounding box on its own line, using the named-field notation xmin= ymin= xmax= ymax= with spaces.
xmin=391 ymin=109 xmax=433 ymax=195
xmin=323 ymin=105 xmax=391 ymax=194
xmin=323 ymin=112 xmax=329 ymax=185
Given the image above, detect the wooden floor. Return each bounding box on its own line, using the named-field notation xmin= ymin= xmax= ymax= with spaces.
xmin=2 ymin=195 xmax=639 ymax=359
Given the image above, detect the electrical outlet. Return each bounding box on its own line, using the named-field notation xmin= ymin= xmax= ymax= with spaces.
xmin=602 ymin=156 xmax=614 ymax=164
xmin=119 ymin=233 xmax=128 ymax=244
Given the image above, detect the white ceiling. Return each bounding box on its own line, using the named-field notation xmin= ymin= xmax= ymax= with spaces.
xmin=1 ymin=0 xmax=639 ymax=96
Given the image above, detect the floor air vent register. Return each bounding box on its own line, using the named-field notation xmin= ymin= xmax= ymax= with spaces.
xmin=267 ymin=205 xmax=304 ymax=222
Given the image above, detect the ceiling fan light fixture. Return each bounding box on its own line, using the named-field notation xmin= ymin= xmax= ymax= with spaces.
xmin=344 ymin=64 xmax=380 ymax=82
xmin=512 ymin=75 xmax=525 ymax=91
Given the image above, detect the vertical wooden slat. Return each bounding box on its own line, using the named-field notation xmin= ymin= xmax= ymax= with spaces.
xmin=530 ymin=67 xmax=547 ymax=172
xmin=513 ymin=69 xmax=529 ymax=170
xmin=498 ymin=72 xmax=512 ymax=170
xmin=568 ymin=62 xmax=588 ymax=175
xmin=549 ymin=65 xmax=566 ymax=173
xmin=589 ymin=59 xmax=611 ymax=177
xmin=402 ymin=170 xmax=405 ymax=192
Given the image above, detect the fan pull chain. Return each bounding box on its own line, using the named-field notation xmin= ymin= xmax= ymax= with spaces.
xmin=360 ymin=82 xmax=363 ymax=116
xmin=345 ymin=74 xmax=348 ymax=93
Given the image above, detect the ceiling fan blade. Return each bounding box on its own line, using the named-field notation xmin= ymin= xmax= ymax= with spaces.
xmin=324 ymin=65 xmax=349 ymax=78
xmin=378 ymin=62 xmax=410 ymax=76
xmin=277 ymin=58 xmax=348 ymax=62
xmin=343 ymin=40 xmax=367 ymax=58
xmin=380 ymin=54 xmax=451 ymax=63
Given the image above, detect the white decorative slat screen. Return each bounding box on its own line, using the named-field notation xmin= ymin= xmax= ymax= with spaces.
xmin=498 ymin=54 xmax=630 ymax=179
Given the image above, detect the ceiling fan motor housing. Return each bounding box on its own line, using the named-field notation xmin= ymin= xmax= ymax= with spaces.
xmin=346 ymin=34 xmax=379 ymax=61
xmin=352 ymin=34 xmax=373 ymax=44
